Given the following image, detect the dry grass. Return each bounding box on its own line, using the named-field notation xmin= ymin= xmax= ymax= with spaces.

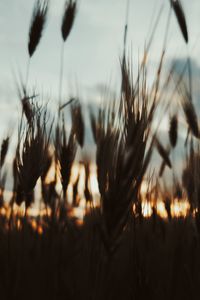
xmin=0 ymin=1 xmax=200 ymax=299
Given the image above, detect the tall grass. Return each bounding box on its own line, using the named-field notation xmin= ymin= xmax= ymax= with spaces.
xmin=1 ymin=1 xmax=200 ymax=300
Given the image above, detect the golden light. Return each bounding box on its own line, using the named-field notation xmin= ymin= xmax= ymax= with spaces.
xmin=142 ymin=201 xmax=153 ymax=218
xmin=156 ymin=201 xmax=168 ymax=219
xmin=25 ymin=163 xmax=195 ymax=221
xmin=171 ymin=199 xmax=190 ymax=218
xmin=0 ymin=162 xmax=196 ymax=234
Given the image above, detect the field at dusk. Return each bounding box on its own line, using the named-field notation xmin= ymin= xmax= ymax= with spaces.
xmin=1 ymin=0 xmax=200 ymax=299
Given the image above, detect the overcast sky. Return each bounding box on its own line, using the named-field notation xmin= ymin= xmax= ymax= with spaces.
xmin=0 ymin=0 xmax=200 ymax=134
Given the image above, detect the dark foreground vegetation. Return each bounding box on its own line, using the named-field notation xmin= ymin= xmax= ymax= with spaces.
xmin=1 ymin=0 xmax=200 ymax=299
xmin=1 ymin=214 xmax=200 ymax=300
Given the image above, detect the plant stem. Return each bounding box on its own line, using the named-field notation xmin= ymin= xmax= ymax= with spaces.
xmin=25 ymin=56 xmax=31 ymax=92
xmin=58 ymin=42 xmax=65 ymax=117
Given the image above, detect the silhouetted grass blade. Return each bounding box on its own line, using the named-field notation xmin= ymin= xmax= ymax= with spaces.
xmin=171 ymin=0 xmax=188 ymax=43
xmin=61 ymin=0 xmax=77 ymax=42
xmin=28 ymin=0 xmax=48 ymax=57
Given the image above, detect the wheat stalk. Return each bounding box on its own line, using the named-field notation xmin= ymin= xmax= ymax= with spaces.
xmin=28 ymin=0 xmax=48 ymax=57
xmin=170 ymin=0 xmax=188 ymax=43
xmin=169 ymin=114 xmax=178 ymax=148
xmin=182 ymin=98 xmax=199 ymax=138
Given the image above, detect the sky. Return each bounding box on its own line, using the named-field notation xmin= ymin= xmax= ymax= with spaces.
xmin=1 ymin=0 xmax=200 ymax=147
xmin=1 ymin=1 xmax=200 ymax=103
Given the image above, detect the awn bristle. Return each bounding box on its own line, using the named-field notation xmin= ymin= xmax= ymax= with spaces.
xmin=121 ymin=56 xmax=131 ymax=100
xmin=170 ymin=0 xmax=188 ymax=43
xmin=59 ymin=98 xmax=75 ymax=111
xmin=28 ymin=0 xmax=48 ymax=57
xmin=155 ymin=138 xmax=172 ymax=169
xmin=61 ymin=0 xmax=77 ymax=42
xmin=169 ymin=114 xmax=178 ymax=148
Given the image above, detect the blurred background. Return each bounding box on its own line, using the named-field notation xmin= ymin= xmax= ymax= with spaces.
xmin=0 ymin=0 xmax=200 ymax=185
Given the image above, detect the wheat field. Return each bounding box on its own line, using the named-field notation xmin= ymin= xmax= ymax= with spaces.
xmin=0 ymin=1 xmax=200 ymax=299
